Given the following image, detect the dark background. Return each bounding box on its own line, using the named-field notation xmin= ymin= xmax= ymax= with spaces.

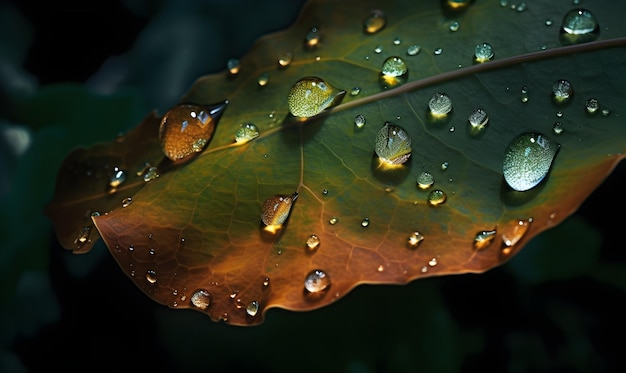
xmin=1 ymin=1 xmax=625 ymax=372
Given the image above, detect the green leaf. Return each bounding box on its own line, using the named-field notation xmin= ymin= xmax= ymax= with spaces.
xmin=46 ymin=0 xmax=626 ymax=325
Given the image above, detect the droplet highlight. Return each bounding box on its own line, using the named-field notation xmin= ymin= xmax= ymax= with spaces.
xmin=287 ymin=77 xmax=345 ymax=118
xmin=502 ymin=132 xmax=560 ymax=191
xmin=375 ymin=122 xmax=412 ymax=166
xmin=354 ymin=114 xmax=366 ymax=129
xmin=585 ymin=98 xmax=599 ymax=114
xmin=246 ymin=301 xmax=259 ymax=316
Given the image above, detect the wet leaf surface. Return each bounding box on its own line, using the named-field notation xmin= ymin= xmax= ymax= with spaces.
xmin=46 ymin=0 xmax=626 ymax=325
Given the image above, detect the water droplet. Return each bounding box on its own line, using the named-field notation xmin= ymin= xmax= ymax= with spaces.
xmin=501 ymin=218 xmax=532 ymax=248
xmin=433 ymin=48 xmax=443 ymax=55
xmin=304 ymin=27 xmax=321 ymax=49
xmin=329 ymin=217 xmax=338 ymax=225
xmin=375 ymin=122 xmax=412 ymax=166
xmin=261 ymin=193 xmax=298 ymax=229
xmin=306 ymin=234 xmax=321 ymax=251
xmin=363 ymin=9 xmax=387 ymax=34
xmin=406 ymin=45 xmax=421 ymax=56
xmin=503 ymin=132 xmax=560 ymax=191
xmin=515 ymin=3 xmax=527 ymax=12
xmin=416 ymin=171 xmax=435 ymax=190
xmin=545 ymin=19 xmax=553 ymax=26
xmin=427 ymin=189 xmax=447 ymax=206
xmin=428 ymin=92 xmax=452 ymax=117
xmin=257 ymin=72 xmax=269 ymax=87
xmin=287 ymin=77 xmax=345 ymax=118
xmin=468 ymin=108 xmax=489 ymax=135
xmin=350 ymin=87 xmax=361 ymax=96
xmin=393 ymin=37 xmax=401 ymax=45
xmin=304 ymin=269 xmax=330 ymax=293
xmin=560 ymin=9 xmax=599 ymax=45
xmin=520 ymin=86 xmax=529 ymax=103
xmin=234 ymin=123 xmax=260 ymax=144
xmin=449 ymin=21 xmax=460 ymax=32
xmin=159 ymin=101 xmax=228 ymax=161
xmin=278 ymin=52 xmax=293 ymax=67
xmin=143 ymin=166 xmax=160 ymax=182
xmin=585 ymin=98 xmax=599 ymax=114
xmin=473 ymin=230 xmax=497 ymax=250
xmin=146 ymin=270 xmax=157 ymax=284
xmin=474 ymin=43 xmax=494 ymax=62
xmin=226 ymin=58 xmax=240 ymax=75
xmin=322 ymin=188 xmax=328 ymax=195
xmin=407 ymin=231 xmax=424 ymax=248
xmin=446 ymin=0 xmax=473 ymax=9
xmin=262 ymin=277 xmax=270 ymax=287
xmin=74 ymin=226 xmax=92 ymax=247
xmin=361 ymin=217 xmax=370 ymax=227
xmin=374 ymin=45 xmax=383 ymax=54
xmin=379 ymin=56 xmax=408 ymax=89
xmin=441 ymin=161 xmax=449 ymax=170
xmin=552 ymin=79 xmax=574 ymax=104
xmin=354 ymin=114 xmax=366 ymax=129
xmin=245 ymin=301 xmax=260 ymax=316
xmin=552 ymin=122 xmax=564 ymax=135
xmin=556 ymin=111 xmax=563 ymax=118
xmin=428 ymin=257 xmax=438 ymax=267
xmin=602 ymin=108 xmax=611 ymax=116
xmin=121 ymin=197 xmax=133 ymax=208
xmin=190 ymin=289 xmax=211 ymax=310
xmin=108 ymin=167 xmax=126 ymax=189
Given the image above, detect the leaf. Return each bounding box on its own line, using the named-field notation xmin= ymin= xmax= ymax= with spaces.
xmin=45 ymin=0 xmax=626 ymax=325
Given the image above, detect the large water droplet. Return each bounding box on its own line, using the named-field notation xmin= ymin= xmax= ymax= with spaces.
xmin=363 ymin=9 xmax=387 ymax=34
xmin=428 ymin=92 xmax=453 ymax=117
xmin=474 ymin=43 xmax=494 ymax=63
xmin=560 ymin=9 xmax=599 ymax=44
xmin=191 ymin=289 xmax=211 ymax=310
xmin=246 ymin=301 xmax=259 ymax=316
xmin=416 ymin=171 xmax=435 ymax=190
xmin=427 ymin=189 xmax=447 ymax=206
xmin=234 ymin=123 xmax=260 ymax=144
xmin=304 ymin=269 xmax=330 ymax=293
xmin=287 ymin=77 xmax=345 ymax=118
xmin=379 ymin=56 xmax=408 ymax=89
xmin=552 ymin=79 xmax=574 ymax=104
xmin=159 ymin=101 xmax=228 ymax=161
xmin=473 ymin=229 xmax=497 ymax=250
xmin=503 ymin=133 xmax=560 ymax=192
xmin=261 ymin=193 xmax=298 ymax=230
xmin=375 ymin=122 xmax=412 ymax=166
xmin=226 ymin=58 xmax=240 ymax=75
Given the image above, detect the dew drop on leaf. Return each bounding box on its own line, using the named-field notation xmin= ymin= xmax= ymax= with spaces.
xmin=278 ymin=51 xmax=293 ymax=67
xmin=304 ymin=27 xmax=321 ymax=49
xmin=190 ymin=289 xmax=211 ymax=310
xmin=560 ymin=9 xmax=599 ymax=45
xmin=354 ymin=114 xmax=366 ymax=129
xmin=427 ymin=189 xmax=447 ymax=206
xmin=257 ymin=72 xmax=269 ymax=87
xmin=306 ymin=234 xmax=320 ymax=251
xmin=158 ymin=102 xmax=228 ymax=161
xmin=502 ymin=132 xmax=560 ymax=192
xmin=434 ymin=48 xmax=443 ymax=55
xmin=552 ymin=122 xmax=564 ymax=135
xmin=406 ymin=45 xmax=421 ymax=56
xmin=261 ymin=193 xmax=298 ymax=229
xmin=287 ymin=76 xmax=345 ymax=118
xmin=585 ymin=98 xmax=599 ymax=114
xmin=363 ymin=9 xmax=387 ymax=34
xmin=226 ymin=58 xmax=240 ymax=75
xmin=379 ymin=56 xmax=408 ymax=89
xmin=416 ymin=171 xmax=435 ymax=190
xmin=108 ymin=167 xmax=126 ymax=189
xmin=428 ymin=92 xmax=452 ymax=117
xmin=361 ymin=217 xmax=370 ymax=227
xmin=142 ymin=166 xmax=160 ymax=182
xmin=468 ymin=108 xmax=489 ymax=135
xmin=329 ymin=217 xmax=338 ymax=225
xmin=146 ymin=270 xmax=157 ymax=284
xmin=374 ymin=45 xmax=383 ymax=54
xmin=552 ymin=79 xmax=574 ymax=104
xmin=121 ymin=197 xmax=133 ymax=208
xmin=449 ymin=21 xmax=460 ymax=32
xmin=304 ymin=269 xmax=330 ymax=293
xmin=407 ymin=231 xmax=424 ymax=248
xmin=374 ymin=122 xmax=412 ymax=166
xmin=473 ymin=229 xmax=497 ymax=250
xmin=246 ymin=301 xmax=259 ymax=317
xmin=474 ymin=42 xmax=494 ymax=62
xmin=501 ymin=218 xmax=532 ymax=249
xmin=234 ymin=123 xmax=260 ymax=144
xmin=350 ymin=87 xmax=361 ymax=96
xmin=446 ymin=0 xmax=473 ymax=9
xmin=520 ymin=86 xmax=529 ymax=103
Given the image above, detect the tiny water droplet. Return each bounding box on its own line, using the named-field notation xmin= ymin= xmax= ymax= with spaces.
xmin=434 ymin=48 xmax=443 ymax=55
xmin=501 ymin=218 xmax=532 ymax=248
xmin=261 ymin=193 xmax=298 ymax=228
xmin=468 ymin=108 xmax=489 ymax=135
xmin=473 ymin=230 xmax=497 ymax=250
xmin=428 ymin=92 xmax=452 ymax=117
xmin=159 ymin=102 xmax=228 ymax=161
xmin=354 ymin=114 xmax=366 ymax=129
xmin=246 ymin=301 xmax=259 ymax=316
xmin=350 ymin=87 xmax=361 ymax=96
xmin=288 ymin=77 xmax=345 ymax=118
xmin=520 ymin=86 xmax=529 ymax=103
xmin=474 ymin=43 xmax=494 ymax=62
xmin=552 ymin=122 xmax=564 ymax=135
xmin=322 ymin=188 xmax=328 ymax=195
xmin=109 ymin=167 xmax=127 ymax=189
xmin=361 ymin=217 xmax=370 ymax=227
xmin=74 ymin=226 xmax=92 ymax=247
xmin=585 ymin=98 xmax=599 ymax=114
xmin=393 ymin=37 xmax=401 ymax=45
xmin=428 ymin=189 xmax=447 ymax=206
xmin=416 ymin=171 xmax=435 ymax=190
xmin=407 ymin=231 xmax=424 ymax=248
xmin=257 ymin=72 xmax=269 ymax=87
xmin=146 ymin=270 xmax=157 ymax=284
xmin=515 ymin=3 xmax=527 ymax=12
xmin=143 ymin=166 xmax=160 ymax=182
xmin=306 ymin=234 xmax=321 ymax=251
xmin=262 ymin=277 xmax=270 ymax=287
xmin=226 ymin=58 xmax=240 ymax=75
xmin=379 ymin=56 xmax=408 ymax=89
xmin=278 ymin=51 xmax=293 ymax=67
xmin=552 ymin=79 xmax=574 ymax=104
xmin=374 ymin=45 xmax=383 ymax=54
xmin=363 ymin=9 xmax=387 ymax=34
xmin=449 ymin=21 xmax=460 ymax=32
xmin=545 ymin=19 xmax=553 ymax=26
xmin=191 ymin=289 xmax=211 ymax=309
xmin=556 ymin=111 xmax=563 ymax=118
xmin=441 ymin=161 xmax=449 ymax=170
xmin=304 ymin=27 xmax=321 ymax=49
xmin=304 ymin=269 xmax=330 ymax=293
xmin=428 ymin=258 xmax=438 ymax=267
xmin=136 ymin=161 xmax=152 ymax=176
xmin=375 ymin=122 xmax=412 ymax=166
xmin=560 ymin=9 xmax=599 ymax=45
xmin=234 ymin=123 xmax=260 ymax=144
xmin=121 ymin=197 xmax=133 ymax=208
xmin=503 ymin=132 xmax=560 ymax=191
xmin=329 ymin=217 xmax=338 ymax=225
xmin=406 ymin=45 xmax=421 ymax=56
xmin=602 ymin=108 xmax=611 ymax=116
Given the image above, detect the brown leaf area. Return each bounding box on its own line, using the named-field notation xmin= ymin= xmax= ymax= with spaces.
xmin=46 ymin=0 xmax=626 ymax=325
